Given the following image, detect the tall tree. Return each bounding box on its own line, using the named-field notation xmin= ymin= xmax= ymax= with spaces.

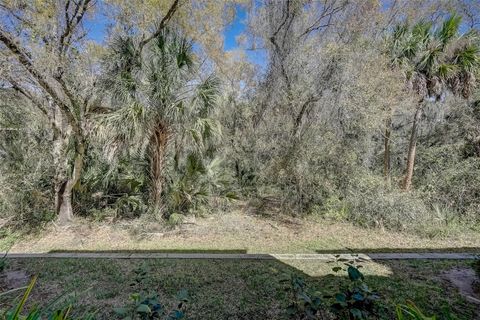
xmin=0 ymin=0 xmax=181 ymax=223
xmin=389 ymin=15 xmax=480 ymax=191
xmin=0 ymin=0 xmax=96 ymax=223
xmin=99 ymin=28 xmax=219 ymax=214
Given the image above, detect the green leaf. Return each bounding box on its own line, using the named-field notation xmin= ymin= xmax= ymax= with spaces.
xmin=176 ymin=289 xmax=189 ymax=302
xmin=352 ymin=292 xmax=364 ymax=301
xmin=168 ymin=310 xmax=185 ymax=319
xmin=113 ymin=307 xmax=128 ymax=316
xmin=286 ymin=305 xmax=297 ymax=315
xmin=335 ymin=293 xmax=346 ymax=303
xmin=348 ymin=266 xmax=364 ymax=281
xmin=10 ymin=275 xmax=37 ymax=320
xmin=396 ymin=301 xmax=437 ymax=320
xmin=350 ymin=308 xmax=363 ymax=319
xmin=136 ymin=304 xmax=151 ymax=314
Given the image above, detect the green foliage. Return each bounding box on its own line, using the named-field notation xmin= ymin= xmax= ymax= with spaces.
xmin=0 ymin=93 xmax=55 ymax=227
xmin=283 ymin=275 xmax=324 ymax=319
xmin=284 ymin=256 xmax=379 ymax=320
xmin=417 ymin=147 xmax=480 ymax=222
xmin=0 ymin=276 xmax=91 ymax=320
xmin=396 ymin=301 xmax=436 ymax=320
xmin=283 ymin=260 xmax=460 ymax=320
xmin=165 ymin=213 xmax=184 ymax=227
xmin=1 ymin=4 xmax=480 ymax=240
xmin=343 ymin=174 xmax=431 ymax=230
xmin=166 ymin=155 xmax=234 ymax=216
xmin=77 ymin=156 xmax=148 ymax=219
xmin=114 ymin=264 xmax=188 ymax=320
xmin=1 ymin=267 xmax=187 ymax=320
xmin=327 ymin=256 xmax=379 ymax=320
xmin=0 ymin=253 xmax=7 ymax=273
xmin=113 ymin=291 xmax=188 ymax=320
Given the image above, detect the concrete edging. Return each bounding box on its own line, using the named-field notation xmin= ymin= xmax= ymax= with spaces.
xmin=1 ymin=252 xmax=478 ymax=260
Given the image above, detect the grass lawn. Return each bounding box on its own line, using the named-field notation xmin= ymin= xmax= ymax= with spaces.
xmin=2 ymin=211 xmax=480 ymax=253
xmin=0 ymin=258 xmax=478 ymax=319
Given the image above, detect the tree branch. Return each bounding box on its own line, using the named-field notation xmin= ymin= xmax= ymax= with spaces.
xmin=138 ymin=0 xmax=180 ymax=51
xmin=6 ymin=77 xmax=49 ymax=117
xmin=58 ymin=0 xmax=92 ymax=54
xmin=299 ymin=1 xmax=346 ymax=38
xmin=0 ymin=26 xmax=81 ymax=136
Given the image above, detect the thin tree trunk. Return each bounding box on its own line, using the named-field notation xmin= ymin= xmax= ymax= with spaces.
xmin=383 ymin=116 xmax=392 ymax=186
xmin=402 ymin=106 xmax=423 ymax=191
xmin=150 ymin=121 xmax=169 ymax=212
xmin=57 ymin=140 xmax=85 ymax=224
xmin=54 ymin=135 xmax=67 ymax=219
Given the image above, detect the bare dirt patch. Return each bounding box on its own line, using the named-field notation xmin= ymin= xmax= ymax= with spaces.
xmin=443 ymin=267 xmax=480 ymax=306
xmin=0 ymin=269 xmax=29 ymax=290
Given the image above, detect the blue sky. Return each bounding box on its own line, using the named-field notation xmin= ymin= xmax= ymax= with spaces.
xmin=224 ymin=6 xmax=267 ymax=67
xmin=85 ymin=5 xmax=266 ymax=66
xmin=224 ymin=6 xmax=246 ymax=51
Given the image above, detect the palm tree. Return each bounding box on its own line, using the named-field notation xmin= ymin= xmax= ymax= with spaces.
xmin=389 ymin=14 xmax=480 ymax=190
xmin=98 ymin=28 xmax=220 ymax=213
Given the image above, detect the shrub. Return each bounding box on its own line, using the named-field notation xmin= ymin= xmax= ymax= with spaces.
xmin=283 ymin=258 xmax=452 ymax=320
xmin=284 ymin=255 xmax=379 ymax=320
xmin=327 ymin=255 xmax=380 ymax=319
xmin=417 ymin=153 xmax=480 ymax=223
xmin=344 ymin=174 xmax=431 ymax=230
xmin=112 ymin=264 xmax=188 ymax=319
xmin=165 ymin=155 xmax=235 ymax=217
xmin=113 ymin=291 xmax=188 ymax=320
xmin=284 ymin=275 xmax=328 ymax=319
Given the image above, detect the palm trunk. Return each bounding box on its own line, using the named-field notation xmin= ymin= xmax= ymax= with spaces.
xmin=383 ymin=117 xmax=392 ymax=186
xmin=150 ymin=121 xmax=169 ymax=212
xmin=402 ymin=106 xmax=422 ymax=191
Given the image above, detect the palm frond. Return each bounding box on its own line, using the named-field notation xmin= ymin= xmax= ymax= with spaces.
xmin=436 ymin=14 xmax=461 ymax=47
xmin=412 ymin=21 xmax=431 ymax=44
xmin=437 ymin=63 xmax=458 ymax=79
xmin=454 ymin=43 xmax=480 ymax=72
xmin=195 ymin=75 xmax=221 ymax=117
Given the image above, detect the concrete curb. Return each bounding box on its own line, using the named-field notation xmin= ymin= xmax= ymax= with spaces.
xmin=1 ymin=252 xmax=478 ymax=260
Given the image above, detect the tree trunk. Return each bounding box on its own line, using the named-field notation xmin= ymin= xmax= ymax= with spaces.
xmin=56 ymin=140 xmax=85 ymax=224
xmin=402 ymin=106 xmax=423 ymax=191
xmin=54 ymin=138 xmax=68 ymax=222
xmin=150 ymin=121 xmax=169 ymax=212
xmin=383 ymin=116 xmax=392 ymax=186
xmin=52 ymin=106 xmax=69 ymax=224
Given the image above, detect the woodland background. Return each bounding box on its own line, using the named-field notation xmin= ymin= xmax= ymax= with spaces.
xmin=1 ymin=0 xmax=480 ymax=235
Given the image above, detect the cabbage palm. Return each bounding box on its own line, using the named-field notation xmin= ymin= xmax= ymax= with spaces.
xmin=390 ymin=14 xmax=480 ymax=190
xmin=99 ymin=29 xmax=219 ymax=212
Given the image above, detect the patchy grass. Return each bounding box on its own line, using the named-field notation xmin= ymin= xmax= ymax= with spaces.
xmin=0 ymin=228 xmax=20 ymax=252
xmin=0 ymin=258 xmax=477 ymax=319
xmin=4 ymin=211 xmax=480 ymax=254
